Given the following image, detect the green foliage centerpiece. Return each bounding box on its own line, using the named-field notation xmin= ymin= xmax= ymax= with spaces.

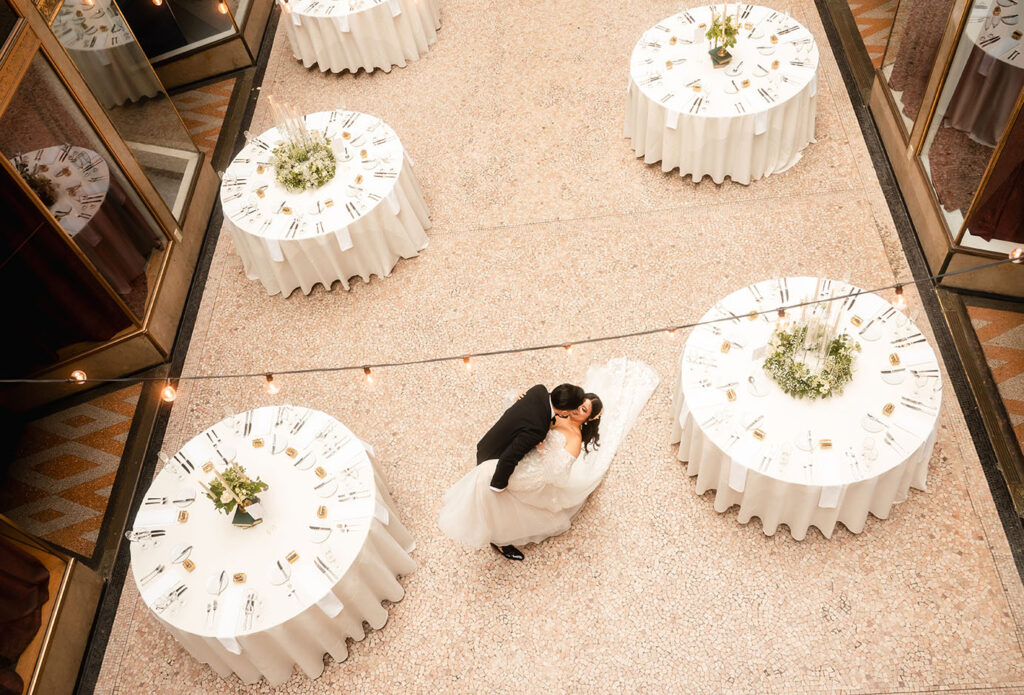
xmin=14 ymin=154 xmax=58 ymax=208
xmin=268 ymin=97 xmax=336 ymax=193
xmin=706 ymin=4 xmax=740 ymax=67
xmin=763 ymin=279 xmax=862 ymax=399
xmin=204 ymin=461 xmax=268 ymax=528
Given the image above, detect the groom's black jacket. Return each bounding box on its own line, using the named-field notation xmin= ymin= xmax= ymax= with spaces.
xmin=476 ymin=384 xmax=551 ymax=491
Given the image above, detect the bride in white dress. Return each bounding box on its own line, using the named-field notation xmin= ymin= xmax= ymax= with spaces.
xmin=438 ymin=358 xmax=659 ymax=550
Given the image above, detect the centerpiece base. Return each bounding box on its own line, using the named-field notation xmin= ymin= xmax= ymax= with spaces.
xmin=708 ymin=47 xmax=732 ymax=68
xmin=231 ymin=504 xmax=263 ymax=528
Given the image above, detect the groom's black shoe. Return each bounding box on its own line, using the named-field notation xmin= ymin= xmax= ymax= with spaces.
xmin=490 ymin=543 xmax=524 ymax=561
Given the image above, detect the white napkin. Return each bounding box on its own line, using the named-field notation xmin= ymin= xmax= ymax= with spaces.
xmin=215 ymin=588 xmax=245 ymax=654
xmin=387 ymin=0 xmax=401 ymax=16
xmin=291 ymin=9 xmax=302 ymax=25
xmin=133 ymin=508 xmax=177 ymax=528
xmin=665 ymin=109 xmax=680 ymax=129
xmin=374 ymin=500 xmax=390 ymax=525
xmin=333 ymin=14 xmax=350 ymax=32
xmin=818 ymin=484 xmax=843 ymax=508
xmin=139 ymin=570 xmax=181 ymax=603
xmin=333 ymin=225 xmax=353 ymax=251
xmin=386 ymin=190 xmax=401 ymax=215
xmin=97 ymin=50 xmax=112 ymax=66
xmin=263 ymin=237 xmax=284 ymax=263
xmin=293 ymin=566 xmax=343 ymax=617
xmin=359 ymin=439 xmax=375 ymax=458
xmin=727 ymin=458 xmax=748 ymax=492
xmin=809 ymin=72 xmax=818 ymax=97
xmin=754 ymin=109 xmax=769 ymax=135
xmin=980 ymin=52 xmax=997 ymax=77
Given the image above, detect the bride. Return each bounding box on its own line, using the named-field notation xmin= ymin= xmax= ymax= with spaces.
xmin=438 ymin=358 xmax=659 ymax=557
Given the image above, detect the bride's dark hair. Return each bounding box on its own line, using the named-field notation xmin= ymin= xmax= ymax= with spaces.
xmin=581 ymin=393 xmax=602 ymax=452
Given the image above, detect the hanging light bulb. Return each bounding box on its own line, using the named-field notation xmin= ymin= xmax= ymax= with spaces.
xmin=161 ymin=381 xmax=177 ymax=402
xmin=778 ymin=307 xmax=786 ymax=319
xmin=462 ymin=357 xmax=472 ymax=372
xmin=1011 ymin=247 xmax=1024 ymax=263
xmin=564 ymin=345 xmax=574 ymax=357
xmin=264 ymin=373 xmax=280 ymax=394
xmin=218 ymin=1 xmax=228 ymax=13
xmin=363 ymin=367 xmax=374 ymax=385
xmin=893 ymin=285 xmax=907 ymax=310
xmin=69 ymin=369 xmax=87 ymax=384
xmin=152 ymin=0 xmax=162 ymax=6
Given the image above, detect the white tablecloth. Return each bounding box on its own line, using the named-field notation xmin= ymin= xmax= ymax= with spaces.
xmin=280 ymin=0 xmax=441 ymax=74
xmin=129 ymin=406 xmax=416 ymax=685
xmin=945 ymin=0 xmax=1024 ymax=146
xmin=221 ymin=109 xmax=430 ymax=296
xmin=53 ymin=0 xmax=162 ymax=108
xmin=625 ymin=5 xmax=818 ymax=184
xmin=670 ymin=277 xmax=942 ymax=539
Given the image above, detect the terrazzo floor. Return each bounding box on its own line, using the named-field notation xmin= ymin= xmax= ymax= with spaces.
xmin=95 ymin=0 xmax=1024 ymax=692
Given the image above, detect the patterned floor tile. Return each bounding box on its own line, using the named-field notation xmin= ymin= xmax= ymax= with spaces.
xmin=846 ymin=0 xmax=897 ymax=68
xmin=966 ymin=305 xmax=1024 ymax=453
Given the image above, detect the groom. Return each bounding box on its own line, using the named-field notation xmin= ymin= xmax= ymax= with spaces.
xmin=476 ymin=383 xmax=585 ymax=561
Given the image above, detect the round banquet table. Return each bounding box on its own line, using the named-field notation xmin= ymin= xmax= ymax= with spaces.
xmin=128 ymin=406 xmax=416 ymax=685
xmin=52 ymin=0 xmax=162 ymax=109
xmin=625 ymin=5 xmax=819 ymax=184
xmin=280 ymin=0 xmax=441 ymax=74
xmin=16 ymin=145 xmax=159 ymax=295
xmin=669 ymin=277 xmax=942 ymax=539
xmin=221 ymin=109 xmax=430 ymax=296
xmin=945 ymin=0 xmax=1024 ymax=147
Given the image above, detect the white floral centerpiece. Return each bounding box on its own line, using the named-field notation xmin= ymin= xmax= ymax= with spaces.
xmin=762 ymin=279 xmax=862 ymax=399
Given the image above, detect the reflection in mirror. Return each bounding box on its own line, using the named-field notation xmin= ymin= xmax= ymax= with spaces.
xmin=962 ymin=105 xmax=1024 ymax=248
xmin=920 ymin=0 xmax=1024 ymax=253
xmin=0 ymin=52 xmax=168 ymax=318
xmin=50 ymin=0 xmax=202 ymax=221
xmin=117 ymin=0 xmax=236 ymax=63
xmin=882 ymin=0 xmax=957 ymax=134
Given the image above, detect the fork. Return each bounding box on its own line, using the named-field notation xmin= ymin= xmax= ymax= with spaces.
xmin=314 ymin=556 xmax=338 ymax=582
xmin=139 ymin=564 xmax=166 ymax=585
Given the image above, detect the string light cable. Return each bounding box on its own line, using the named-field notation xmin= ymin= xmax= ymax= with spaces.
xmin=2 ymin=253 xmax=1019 ymax=390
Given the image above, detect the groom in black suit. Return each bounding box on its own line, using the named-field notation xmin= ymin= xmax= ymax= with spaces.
xmin=476 ymin=383 xmax=585 ymax=561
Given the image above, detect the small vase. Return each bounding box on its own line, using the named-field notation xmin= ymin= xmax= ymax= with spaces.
xmin=708 ymin=45 xmax=732 ymax=68
xmin=231 ymin=497 xmax=264 ymax=528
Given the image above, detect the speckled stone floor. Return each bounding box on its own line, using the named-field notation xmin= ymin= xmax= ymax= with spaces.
xmin=94 ymin=0 xmax=1024 ymax=692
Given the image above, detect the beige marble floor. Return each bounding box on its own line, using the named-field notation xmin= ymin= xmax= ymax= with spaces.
xmin=95 ymin=0 xmax=1024 ymax=692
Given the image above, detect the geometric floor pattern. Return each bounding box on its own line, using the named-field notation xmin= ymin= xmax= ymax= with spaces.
xmin=0 ymin=384 xmax=140 ymax=558
xmin=171 ymin=78 xmax=237 ymax=158
xmin=846 ymin=0 xmax=897 ymax=68
xmin=967 ymin=305 xmax=1024 ymax=454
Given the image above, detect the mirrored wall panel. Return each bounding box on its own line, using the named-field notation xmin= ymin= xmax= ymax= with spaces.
xmin=919 ymin=0 xmax=1024 ymax=253
xmin=49 ymin=0 xmax=201 ymax=222
xmin=0 ymin=52 xmax=169 ymax=319
xmin=118 ymin=0 xmax=236 ymax=63
xmin=882 ymin=0 xmax=957 ymax=135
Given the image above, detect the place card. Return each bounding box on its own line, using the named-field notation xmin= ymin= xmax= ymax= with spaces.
xmin=314 ymin=466 xmax=328 ymax=479
xmin=286 ymin=550 xmax=300 ymax=564
xmin=202 ymin=462 xmax=215 ymax=473
xmin=888 ymin=353 xmax=901 ymax=366
xmin=252 ymin=438 xmax=264 ymax=448
xmin=286 ymin=447 xmax=298 ymax=458
xmin=882 ymin=402 xmax=895 ymax=417
xmin=850 ymin=315 xmax=863 ymax=326
xmin=725 ymin=388 xmax=737 ymax=402
xmin=721 ymin=341 xmax=732 ymax=353
xmin=182 ymin=559 xmax=196 ymax=573
xmin=177 ymin=510 xmax=189 ymax=523
xmin=232 ymin=573 xmax=246 ymax=584
xmin=818 ymin=439 xmax=833 ymax=450
xmin=317 ymin=505 xmax=328 ymax=519
xmin=752 ymin=428 xmax=766 ymax=440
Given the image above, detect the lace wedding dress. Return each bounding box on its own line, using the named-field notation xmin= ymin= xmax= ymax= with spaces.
xmin=438 ymin=357 xmax=660 ymax=548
